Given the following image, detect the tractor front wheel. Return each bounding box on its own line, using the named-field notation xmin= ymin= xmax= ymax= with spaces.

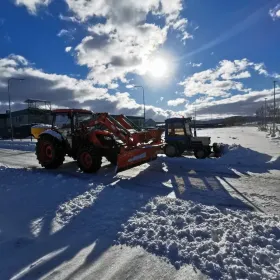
xmin=36 ymin=135 xmax=65 ymax=169
xmin=194 ymin=148 xmax=208 ymax=159
xmin=77 ymin=146 xmax=102 ymax=173
xmin=164 ymin=144 xmax=178 ymax=157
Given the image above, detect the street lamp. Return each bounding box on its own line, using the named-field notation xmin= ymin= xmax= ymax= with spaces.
xmin=8 ymin=78 xmax=25 ymax=141
xmin=133 ymin=85 xmax=145 ymax=127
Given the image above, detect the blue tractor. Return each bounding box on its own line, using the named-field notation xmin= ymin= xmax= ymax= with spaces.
xmin=163 ymin=117 xmax=221 ymax=159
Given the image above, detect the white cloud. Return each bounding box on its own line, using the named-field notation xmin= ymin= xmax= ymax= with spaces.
xmin=126 ymin=84 xmax=134 ymax=89
xmin=172 ymin=18 xmax=192 ymax=41
xmin=192 ymin=63 xmax=202 ymax=67
xmin=167 ymin=98 xmax=186 ymax=106
xmin=65 ymin=46 xmax=72 ymax=52
xmin=0 ymin=54 xmax=174 ymax=121
xmin=156 ymin=96 xmax=164 ymax=103
xmin=108 ymin=83 xmax=119 ymax=89
xmin=187 ymin=62 xmax=202 ymax=68
xmin=15 ymin=0 xmax=189 ymax=86
xmin=269 ymin=4 xmax=280 ymax=20
xmin=57 ymin=29 xmax=69 ymax=37
xmin=14 ymin=0 xmax=51 ymax=14
xmin=67 ymin=0 xmax=189 ymax=85
xmin=76 ymin=24 xmax=168 ymax=85
xmin=179 ymin=59 xmax=263 ymax=98
xmin=57 ymin=29 xmax=76 ymax=41
xmin=189 ymin=88 xmax=280 ymax=118
xmin=177 ymin=58 xmax=280 ymax=118
xmin=1 ymin=54 xmax=280 ymax=121
xmin=58 ymin=14 xmax=79 ymax=23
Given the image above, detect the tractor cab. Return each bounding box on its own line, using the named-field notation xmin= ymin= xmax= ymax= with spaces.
xmin=165 ymin=117 xmax=193 ymax=139
xmin=52 ymin=109 xmax=93 ymax=128
xmin=164 ymin=117 xmax=214 ymax=159
xmin=50 ymin=109 xmax=95 ymax=154
xmin=164 ymin=118 xmax=193 ymax=157
xmin=51 ymin=109 xmax=93 ymax=139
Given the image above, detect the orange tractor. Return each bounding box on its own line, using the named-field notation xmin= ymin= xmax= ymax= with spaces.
xmin=34 ymin=109 xmax=164 ymax=173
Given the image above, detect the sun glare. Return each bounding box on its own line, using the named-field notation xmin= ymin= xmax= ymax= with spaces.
xmin=149 ymin=58 xmax=168 ymax=78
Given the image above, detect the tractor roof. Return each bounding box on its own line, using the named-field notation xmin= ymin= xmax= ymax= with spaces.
xmin=52 ymin=109 xmax=93 ymax=114
xmin=165 ymin=117 xmax=192 ymax=123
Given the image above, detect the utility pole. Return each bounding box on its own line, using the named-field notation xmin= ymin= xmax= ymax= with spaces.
xmin=134 ymin=85 xmax=145 ymax=127
xmin=273 ymin=81 xmax=277 ymax=136
xmin=264 ymin=98 xmax=267 ymax=130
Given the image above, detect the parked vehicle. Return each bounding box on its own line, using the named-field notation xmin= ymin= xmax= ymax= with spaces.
xmin=164 ymin=117 xmax=222 ymax=159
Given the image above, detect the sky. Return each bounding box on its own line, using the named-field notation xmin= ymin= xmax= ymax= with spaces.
xmin=0 ymin=0 xmax=280 ymax=121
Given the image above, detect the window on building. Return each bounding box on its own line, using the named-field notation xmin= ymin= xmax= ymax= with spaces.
xmin=14 ymin=116 xmax=23 ymax=123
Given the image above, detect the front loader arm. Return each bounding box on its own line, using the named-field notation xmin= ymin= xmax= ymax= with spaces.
xmin=86 ymin=113 xmax=135 ymax=146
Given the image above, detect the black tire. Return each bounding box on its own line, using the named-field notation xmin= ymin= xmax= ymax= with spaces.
xmin=194 ymin=149 xmax=207 ymax=159
xmin=205 ymin=146 xmax=212 ymax=157
xmin=177 ymin=147 xmax=185 ymax=156
xmin=213 ymin=143 xmax=222 ymax=157
xmin=36 ymin=134 xmax=65 ymax=169
xmin=77 ymin=146 xmax=102 ymax=173
xmin=164 ymin=144 xmax=178 ymax=157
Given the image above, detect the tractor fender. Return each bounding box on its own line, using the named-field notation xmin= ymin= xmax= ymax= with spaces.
xmin=39 ymin=129 xmax=64 ymax=142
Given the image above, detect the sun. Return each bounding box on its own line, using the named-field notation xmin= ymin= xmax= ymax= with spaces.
xmin=149 ymin=57 xmax=168 ymax=78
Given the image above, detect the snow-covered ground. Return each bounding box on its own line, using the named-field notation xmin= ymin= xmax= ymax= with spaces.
xmin=0 ymin=126 xmax=280 ymax=279
xmin=0 ymin=139 xmax=36 ymax=152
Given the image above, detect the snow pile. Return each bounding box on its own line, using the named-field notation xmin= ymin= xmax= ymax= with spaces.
xmin=118 ymin=197 xmax=280 ymax=280
xmin=0 ymin=140 xmax=36 ymax=151
xmin=217 ymin=144 xmax=275 ymax=167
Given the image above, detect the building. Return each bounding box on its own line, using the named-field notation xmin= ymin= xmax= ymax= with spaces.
xmin=144 ymin=118 xmax=157 ymax=128
xmin=0 ymin=105 xmax=145 ymax=138
xmin=0 ymin=99 xmax=52 ymax=138
xmin=126 ymin=116 xmax=145 ymax=128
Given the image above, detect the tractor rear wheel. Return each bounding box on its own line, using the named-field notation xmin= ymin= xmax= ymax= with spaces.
xmin=164 ymin=144 xmax=178 ymax=157
xmin=36 ymin=135 xmax=65 ymax=169
xmin=77 ymin=146 xmax=102 ymax=173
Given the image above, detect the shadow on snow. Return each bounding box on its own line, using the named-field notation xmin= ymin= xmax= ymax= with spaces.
xmin=0 ymin=146 xmax=279 ymax=279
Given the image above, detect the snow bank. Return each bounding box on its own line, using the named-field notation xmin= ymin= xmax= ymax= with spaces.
xmin=118 ymin=197 xmax=280 ymax=280
xmin=215 ymin=144 xmax=280 ymax=169
xmin=0 ymin=140 xmax=36 ymax=151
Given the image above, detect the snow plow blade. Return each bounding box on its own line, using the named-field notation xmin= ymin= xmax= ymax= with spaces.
xmin=116 ymin=145 xmax=162 ymax=173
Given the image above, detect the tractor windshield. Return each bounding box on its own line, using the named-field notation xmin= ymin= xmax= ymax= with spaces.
xmin=54 ymin=114 xmax=71 ymax=129
xmin=73 ymin=113 xmax=93 ymax=127
xmin=168 ymin=122 xmax=185 ymax=136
